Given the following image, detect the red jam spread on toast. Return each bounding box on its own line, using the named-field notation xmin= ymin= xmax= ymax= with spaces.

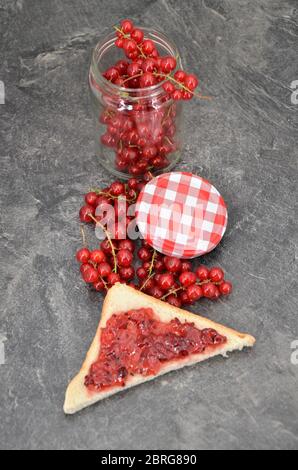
xmin=85 ymin=308 xmax=227 ymax=391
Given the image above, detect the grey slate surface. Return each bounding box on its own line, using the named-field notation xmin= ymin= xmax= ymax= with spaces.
xmin=0 ymin=0 xmax=298 ymax=450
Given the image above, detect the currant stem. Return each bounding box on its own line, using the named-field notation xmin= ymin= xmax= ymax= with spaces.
xmin=140 ymin=272 xmax=155 ymax=292
xmin=161 ymin=286 xmax=184 ymax=301
xmin=88 ymin=213 xmax=118 ymax=273
xmin=80 ymin=225 xmax=87 ymax=247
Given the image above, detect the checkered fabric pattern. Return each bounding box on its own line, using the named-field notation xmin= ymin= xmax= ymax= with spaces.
xmin=136 ymin=172 xmax=228 ymax=259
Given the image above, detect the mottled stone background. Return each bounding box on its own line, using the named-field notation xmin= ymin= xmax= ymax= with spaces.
xmin=0 ymin=0 xmax=297 ymax=450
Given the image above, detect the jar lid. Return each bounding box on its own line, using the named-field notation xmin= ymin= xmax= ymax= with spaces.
xmin=135 ymin=172 xmax=228 ymax=259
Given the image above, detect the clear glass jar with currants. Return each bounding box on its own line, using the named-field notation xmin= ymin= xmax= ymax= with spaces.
xmin=89 ymin=20 xmax=202 ymax=179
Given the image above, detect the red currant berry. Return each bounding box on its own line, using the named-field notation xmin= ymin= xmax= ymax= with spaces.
xmin=104 ymin=67 xmax=119 ymax=83
xmin=90 ymin=250 xmax=106 ymax=264
xmin=115 ymin=60 xmax=129 ymax=75
xmin=212 ymin=286 xmax=221 ymax=300
xmin=138 ymin=247 xmax=152 ymax=262
xmin=128 ymin=178 xmax=139 ymax=190
xmin=101 ymin=239 xmax=117 ymax=255
xmin=131 ymin=28 xmax=144 ymax=44
xmin=181 ymin=261 xmax=192 ymax=272
xmin=141 ymin=58 xmax=156 ymax=73
xmin=149 ymin=285 xmax=164 ymax=299
xmin=158 ymin=273 xmax=175 ymax=291
xmin=120 ymin=19 xmax=134 ymax=34
xmin=93 ymin=279 xmax=105 ymax=292
xmin=162 ymin=81 xmax=176 ymax=94
xmin=196 ymin=265 xmax=209 ymax=281
xmin=161 ymin=56 xmax=177 ymax=73
xmin=117 ymin=249 xmax=133 ymax=268
xmin=119 ymin=266 xmax=135 ymax=281
xmin=179 ymin=291 xmax=193 ymax=306
xmin=85 ymin=192 xmax=98 ymax=206
xmin=219 ymin=281 xmax=233 ymax=296
xmin=118 ymin=239 xmax=135 ymax=252
xmin=76 ymin=248 xmax=90 ymax=264
xmin=154 ymin=259 xmax=165 ymax=273
xmin=123 ymin=39 xmax=137 ymax=54
xmin=174 ymin=70 xmax=187 ymax=82
xmin=172 ymin=89 xmax=182 ymax=100
xmin=127 ymin=62 xmax=141 ymax=77
xmin=184 ymin=74 xmax=199 ymax=91
xmin=202 ymin=282 xmax=217 ymax=299
xmin=80 ymin=263 xmax=91 ymax=276
xmin=110 ymin=181 xmax=125 ymax=196
xmin=136 ymin=267 xmax=147 ymax=280
xmin=83 ymin=266 xmax=99 ymax=284
xmin=98 ymin=262 xmax=112 ymax=278
xmin=108 ymin=272 xmax=121 ymax=286
xmin=209 ymin=267 xmax=224 ymax=283
xmin=179 ymin=271 xmax=197 ymax=287
xmin=187 ymin=284 xmax=203 ymax=302
xmin=79 ymin=205 xmax=95 ymax=223
xmin=115 ymin=37 xmax=124 ymax=48
xmin=166 ymin=295 xmax=182 ymax=308
xmin=164 ymin=256 xmax=182 ymax=273
xmin=142 ymin=39 xmax=155 ymax=55
xmin=140 ymin=72 xmax=156 ymax=88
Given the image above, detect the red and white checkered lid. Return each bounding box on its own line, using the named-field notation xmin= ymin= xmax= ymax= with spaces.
xmin=135 ymin=172 xmax=228 ymax=259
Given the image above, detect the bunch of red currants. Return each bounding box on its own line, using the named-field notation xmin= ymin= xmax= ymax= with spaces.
xmin=76 ymin=176 xmax=233 ymax=308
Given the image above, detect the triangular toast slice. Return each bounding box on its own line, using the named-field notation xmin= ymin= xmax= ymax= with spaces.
xmin=64 ymin=284 xmax=255 ymax=414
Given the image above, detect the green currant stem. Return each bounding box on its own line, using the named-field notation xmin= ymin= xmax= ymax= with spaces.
xmin=99 ymin=275 xmax=109 ymax=291
xmin=140 ymin=272 xmax=155 ymax=292
xmin=80 ymin=225 xmax=87 ymax=247
xmin=161 ymin=286 xmax=184 ymax=301
xmin=88 ymin=214 xmax=118 ymax=274
xmin=122 ymin=73 xmax=143 ymax=84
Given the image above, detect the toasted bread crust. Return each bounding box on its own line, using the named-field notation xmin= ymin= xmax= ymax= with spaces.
xmin=64 ymin=284 xmax=255 ymax=414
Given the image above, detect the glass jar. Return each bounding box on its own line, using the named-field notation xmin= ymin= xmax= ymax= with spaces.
xmin=89 ymin=27 xmax=183 ymax=179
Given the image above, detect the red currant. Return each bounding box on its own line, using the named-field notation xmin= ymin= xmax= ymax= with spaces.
xmin=138 ymin=247 xmax=152 ymax=262
xmin=83 ymin=266 xmax=99 ymax=284
xmin=79 ymin=205 xmax=95 ymax=223
xmin=118 ymin=239 xmax=135 ymax=252
xmin=110 ymin=181 xmax=125 ymax=196
xmin=93 ymin=279 xmax=105 ymax=292
xmin=108 ymin=272 xmax=121 ymax=286
xmin=202 ymin=283 xmax=217 ymax=299
xmin=117 ymin=249 xmax=133 ymax=268
xmin=161 ymin=56 xmax=176 ymax=73
xmin=98 ymin=262 xmax=112 ymax=278
xmin=209 ymin=267 xmax=224 ymax=283
xmin=119 ymin=266 xmax=135 ymax=281
xmin=167 ymin=295 xmax=182 ymax=308
xmin=142 ymin=39 xmax=155 ymax=55
xmin=164 ymin=256 xmax=182 ymax=273
xmin=76 ymin=248 xmax=90 ymax=264
xmin=90 ymin=250 xmax=106 ymax=264
xmin=120 ymin=19 xmax=134 ymax=34
xmin=219 ymin=281 xmax=233 ymax=296
xmin=131 ymin=28 xmax=144 ymax=44
xmin=196 ymin=265 xmax=209 ymax=281
xmin=187 ymin=284 xmax=203 ymax=302
xmin=179 ymin=271 xmax=197 ymax=287
xmin=85 ymin=192 xmax=98 ymax=206
xmin=158 ymin=273 xmax=175 ymax=291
